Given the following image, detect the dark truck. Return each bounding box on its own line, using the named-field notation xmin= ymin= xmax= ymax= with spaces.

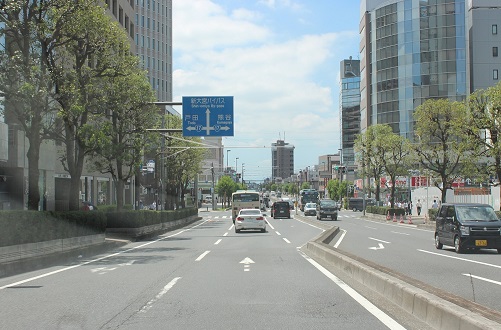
xmin=434 ymin=203 xmax=501 ymax=254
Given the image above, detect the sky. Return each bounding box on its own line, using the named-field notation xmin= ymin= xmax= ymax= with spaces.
xmin=172 ymin=0 xmax=361 ymax=182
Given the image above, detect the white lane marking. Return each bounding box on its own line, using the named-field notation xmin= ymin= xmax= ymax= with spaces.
xmin=369 ymin=243 xmax=385 ymax=250
xmin=0 ymin=219 xmax=211 ymax=290
xmin=463 ymin=274 xmax=501 ymax=286
xmin=228 ymin=224 xmax=234 ymax=231
xmin=298 ymin=251 xmax=406 ymax=330
xmin=214 ymin=216 xmax=219 ymax=219
xmin=391 ymin=231 xmax=410 ymax=236
xmin=368 ymin=237 xmax=391 ymax=244
xmin=222 ymin=216 xmax=228 ymax=219
xmin=195 ymin=251 xmax=211 ymax=261
xmin=418 ymin=249 xmax=501 ymax=269
xmin=294 ymin=219 xmax=326 ymax=231
xmin=214 ymin=239 xmax=222 ymax=245
xmin=333 ymin=229 xmax=347 ymax=249
xmin=140 ymin=277 xmax=181 ymax=313
xmin=223 ymin=232 xmax=228 ymax=237
xmin=283 ymin=238 xmax=291 ymax=244
xmin=240 ymin=257 xmax=254 ymax=272
xmin=266 ymin=220 xmax=275 ymax=230
xmin=365 ymin=226 xmax=377 ymax=230
xmin=275 ymin=231 xmax=282 ymax=236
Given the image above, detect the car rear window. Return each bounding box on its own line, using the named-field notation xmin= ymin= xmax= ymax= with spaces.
xmin=240 ymin=209 xmax=261 ymax=215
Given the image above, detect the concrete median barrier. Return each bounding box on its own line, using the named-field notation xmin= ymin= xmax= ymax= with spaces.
xmin=304 ymin=226 xmax=501 ymax=330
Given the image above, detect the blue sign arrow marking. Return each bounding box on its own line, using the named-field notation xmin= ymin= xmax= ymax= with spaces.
xmin=182 ymin=96 xmax=234 ymax=137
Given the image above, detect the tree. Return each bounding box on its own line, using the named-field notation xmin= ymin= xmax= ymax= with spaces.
xmin=380 ymin=131 xmax=412 ymax=207
xmin=88 ymin=64 xmax=158 ymax=211
xmin=467 ymin=83 xmax=501 ymax=199
xmin=216 ymin=175 xmax=236 ymax=208
xmin=45 ymin=1 xmax=137 ymax=210
xmin=161 ymin=116 xmax=205 ymax=210
xmin=354 ymin=125 xmax=388 ymax=203
xmin=0 ymin=0 xmax=71 ymax=209
xmin=413 ymin=98 xmax=477 ymax=203
xmin=326 ymin=179 xmax=340 ymax=201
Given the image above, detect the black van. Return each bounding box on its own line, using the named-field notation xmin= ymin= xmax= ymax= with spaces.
xmin=272 ymin=201 xmax=291 ymax=219
xmin=348 ymin=198 xmax=375 ymax=211
xmin=434 ymin=203 xmax=501 ymax=254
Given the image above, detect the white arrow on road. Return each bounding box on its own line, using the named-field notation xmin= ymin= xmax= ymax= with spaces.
xmin=369 ymin=243 xmax=385 ymax=250
xmin=240 ymin=257 xmax=255 ymax=272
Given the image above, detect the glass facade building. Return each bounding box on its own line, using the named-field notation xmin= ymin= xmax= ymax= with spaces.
xmin=340 ymin=58 xmax=361 ymax=172
xmin=360 ymin=0 xmax=467 ymax=139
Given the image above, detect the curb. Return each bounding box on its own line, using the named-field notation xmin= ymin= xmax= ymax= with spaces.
xmin=303 ymin=226 xmax=501 ymax=330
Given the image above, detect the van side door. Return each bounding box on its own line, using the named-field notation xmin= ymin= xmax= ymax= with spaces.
xmin=443 ymin=206 xmax=456 ymax=245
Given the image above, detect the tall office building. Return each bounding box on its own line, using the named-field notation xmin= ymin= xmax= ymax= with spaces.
xmin=467 ymin=0 xmax=501 ymax=92
xmin=360 ymin=0 xmax=468 ymax=138
xmin=340 ymin=57 xmax=361 ymax=176
xmin=271 ymin=140 xmax=294 ymax=182
xmin=133 ymin=0 xmax=173 ymax=102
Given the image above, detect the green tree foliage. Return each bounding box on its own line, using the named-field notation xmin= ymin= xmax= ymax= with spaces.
xmin=413 ymin=98 xmax=477 ymax=202
xmin=161 ymin=115 xmax=205 ymax=210
xmin=48 ymin=2 xmax=137 ymax=210
xmin=378 ymin=126 xmax=413 ymax=207
xmin=326 ymin=179 xmax=340 ymax=201
xmin=0 ymin=0 xmax=68 ymax=209
xmin=467 ymin=82 xmax=501 ymax=195
xmin=88 ymin=64 xmax=158 ymax=211
xmin=354 ymin=125 xmax=388 ymax=203
xmin=216 ymin=175 xmax=237 ymax=208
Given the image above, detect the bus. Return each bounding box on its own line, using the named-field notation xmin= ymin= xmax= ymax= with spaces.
xmin=299 ymin=189 xmax=319 ymax=211
xmin=231 ymin=190 xmax=261 ymax=223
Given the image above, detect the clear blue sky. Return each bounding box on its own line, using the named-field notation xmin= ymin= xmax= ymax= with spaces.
xmin=172 ymin=0 xmax=361 ymax=181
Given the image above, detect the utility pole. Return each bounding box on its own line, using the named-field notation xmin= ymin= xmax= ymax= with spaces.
xmin=211 ymin=163 xmax=215 ymax=210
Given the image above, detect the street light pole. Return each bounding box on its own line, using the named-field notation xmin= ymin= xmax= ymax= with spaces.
xmin=235 ymin=157 xmax=239 ymax=182
xmin=242 ymin=163 xmax=245 ymax=184
xmin=226 ymin=149 xmax=231 ymax=173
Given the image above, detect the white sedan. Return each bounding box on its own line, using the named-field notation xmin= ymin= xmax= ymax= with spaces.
xmin=234 ymin=208 xmax=267 ymax=233
xmin=303 ymin=202 xmax=317 ymax=216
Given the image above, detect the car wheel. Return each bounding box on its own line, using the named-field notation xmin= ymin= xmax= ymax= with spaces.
xmin=454 ymin=236 xmax=463 ymax=253
xmin=434 ymin=234 xmax=443 ymax=249
xmin=333 ymin=216 xmax=337 ymax=221
xmin=352 ymin=208 xmax=356 ymax=212
xmin=235 ymin=228 xmax=240 ymax=233
xmin=498 ymin=248 xmax=501 ymax=254
xmin=261 ymin=228 xmax=266 ymax=233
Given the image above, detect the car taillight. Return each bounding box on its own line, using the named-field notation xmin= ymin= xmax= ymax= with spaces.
xmin=256 ymin=216 xmax=264 ymax=220
xmin=236 ymin=217 xmax=244 ymax=221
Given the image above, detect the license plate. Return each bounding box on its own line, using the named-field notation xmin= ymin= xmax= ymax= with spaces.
xmin=475 ymin=240 xmax=487 ymax=247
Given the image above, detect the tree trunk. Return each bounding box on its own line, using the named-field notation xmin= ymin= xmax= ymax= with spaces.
xmin=135 ymin=166 xmax=141 ymax=210
xmin=116 ymin=179 xmax=124 ymax=211
xmin=26 ymin=135 xmax=41 ymax=210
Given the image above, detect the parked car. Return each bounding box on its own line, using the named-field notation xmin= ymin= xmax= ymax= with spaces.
xmin=434 ymin=203 xmax=501 ymax=254
xmin=303 ymin=202 xmax=317 ymax=216
xmin=271 ymin=201 xmax=291 ymax=219
xmin=316 ymin=199 xmax=338 ymax=220
xmin=234 ymin=208 xmax=266 ymax=233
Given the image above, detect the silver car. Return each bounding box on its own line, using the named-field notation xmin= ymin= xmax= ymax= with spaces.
xmin=303 ymin=202 xmax=317 ymax=216
xmin=235 ymin=208 xmax=267 ymax=233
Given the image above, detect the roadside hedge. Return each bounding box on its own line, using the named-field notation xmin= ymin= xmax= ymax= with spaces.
xmin=106 ymin=207 xmax=198 ymax=228
xmin=0 ymin=207 xmax=198 ymax=247
xmin=365 ymin=206 xmax=406 ymax=216
xmin=0 ymin=211 xmax=106 ymax=247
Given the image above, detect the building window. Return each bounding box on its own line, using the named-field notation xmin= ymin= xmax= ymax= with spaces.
xmin=494 ymin=47 xmax=499 ymax=57
xmin=494 ymin=69 xmax=499 ymax=80
xmin=493 ymin=24 xmax=498 ymax=35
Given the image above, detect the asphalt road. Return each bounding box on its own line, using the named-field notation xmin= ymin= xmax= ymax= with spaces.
xmin=311 ymin=209 xmax=501 ymax=313
xmin=0 ymin=209 xmax=430 ymax=330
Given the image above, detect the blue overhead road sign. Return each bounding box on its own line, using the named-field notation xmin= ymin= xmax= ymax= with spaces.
xmin=182 ymin=96 xmax=234 ymax=137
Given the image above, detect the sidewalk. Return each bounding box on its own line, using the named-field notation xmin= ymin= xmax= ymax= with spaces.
xmin=362 ymin=211 xmax=435 ymax=229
